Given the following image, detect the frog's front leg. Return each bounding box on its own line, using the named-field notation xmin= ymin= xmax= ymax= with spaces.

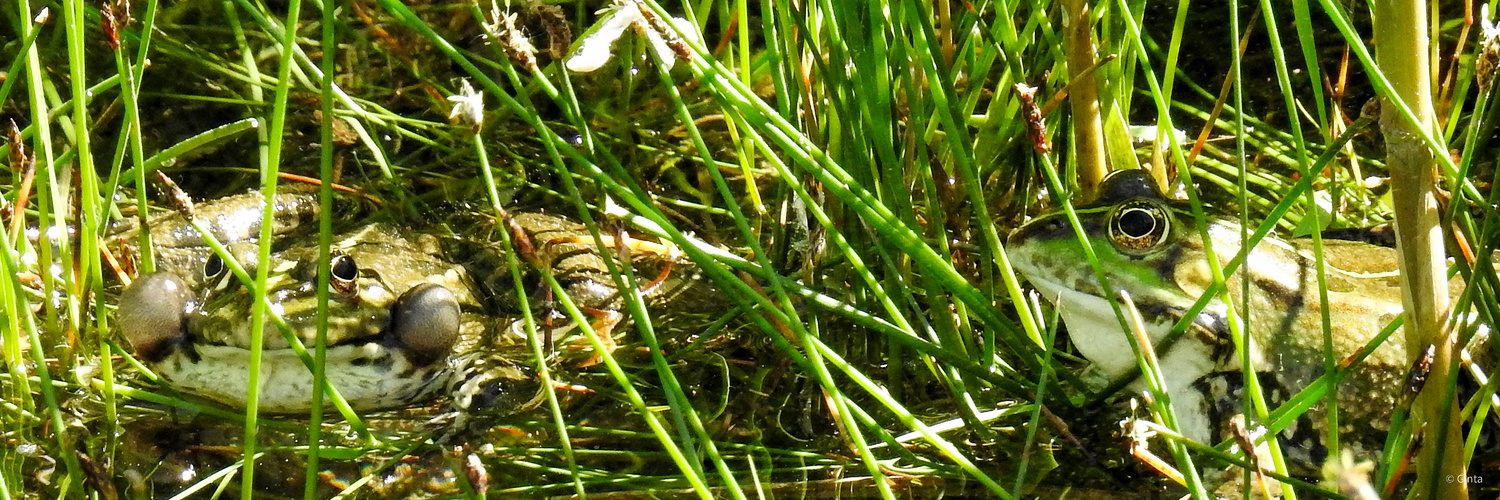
xmin=1189 ymin=371 xmax=1328 ymax=469
xmin=1115 ymin=329 xmax=1227 ymax=445
xmin=441 ymin=351 xmax=542 ymax=441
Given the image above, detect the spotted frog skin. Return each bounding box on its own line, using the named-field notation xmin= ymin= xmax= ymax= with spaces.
xmin=115 ymin=189 xmax=709 ymax=414
xmin=1006 ymin=170 xmax=1483 ymax=463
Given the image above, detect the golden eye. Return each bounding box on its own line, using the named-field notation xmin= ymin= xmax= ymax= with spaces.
xmin=1108 ymin=201 xmax=1170 ymax=252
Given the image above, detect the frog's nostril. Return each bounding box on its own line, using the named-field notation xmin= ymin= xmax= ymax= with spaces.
xmin=119 ymin=272 xmax=194 ymax=363
xmin=390 ymin=283 xmax=461 ymax=366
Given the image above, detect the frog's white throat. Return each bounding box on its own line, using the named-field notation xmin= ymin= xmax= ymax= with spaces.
xmin=1026 ymin=273 xmax=1246 ymax=443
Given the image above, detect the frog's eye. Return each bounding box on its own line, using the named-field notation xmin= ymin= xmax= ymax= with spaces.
xmin=1108 ymin=200 xmax=1170 ymax=253
xmin=203 ymin=254 xmax=235 ymax=290
xmin=330 ymin=253 xmax=359 ymax=293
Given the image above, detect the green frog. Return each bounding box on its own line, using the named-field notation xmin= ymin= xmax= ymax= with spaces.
xmin=114 ymin=189 xmax=706 ymax=416
xmin=1006 ymin=169 xmax=1453 ymax=464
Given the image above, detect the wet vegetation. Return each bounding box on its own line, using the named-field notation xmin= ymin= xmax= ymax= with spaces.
xmin=1 ymin=0 xmax=1498 ymax=498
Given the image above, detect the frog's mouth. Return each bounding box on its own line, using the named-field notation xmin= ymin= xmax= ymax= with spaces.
xmin=118 ymin=273 xmax=463 ymax=412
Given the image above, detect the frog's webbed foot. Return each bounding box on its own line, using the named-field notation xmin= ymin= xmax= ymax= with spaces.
xmin=494 ymin=212 xmax=708 ymax=366
xmin=528 ymin=224 xmax=683 ymax=264
xmin=501 ymin=211 xmax=683 ymax=285
xmin=572 ymin=307 xmax=623 ymax=367
xmin=505 ymin=307 xmax=622 ymax=368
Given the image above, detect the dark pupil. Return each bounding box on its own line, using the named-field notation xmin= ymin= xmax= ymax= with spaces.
xmin=204 ymin=254 xmax=226 ymax=279
xmin=1118 ymin=208 xmax=1157 ymax=239
xmin=331 ymin=255 xmax=359 ymax=281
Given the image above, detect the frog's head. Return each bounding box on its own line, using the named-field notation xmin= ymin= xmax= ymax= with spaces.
xmin=1006 ymin=169 xmax=1228 ymax=378
xmin=117 ymin=223 xmax=470 ymax=412
xmin=1007 ymin=170 xmax=1206 ymax=308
